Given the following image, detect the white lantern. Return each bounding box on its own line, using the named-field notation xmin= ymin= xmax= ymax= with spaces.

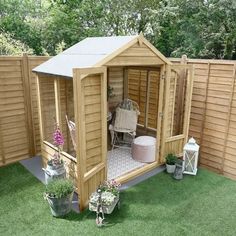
xmin=183 ymin=137 xmax=199 ymax=175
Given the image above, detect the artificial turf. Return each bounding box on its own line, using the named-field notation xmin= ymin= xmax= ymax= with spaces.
xmin=0 ymin=163 xmax=236 ymax=236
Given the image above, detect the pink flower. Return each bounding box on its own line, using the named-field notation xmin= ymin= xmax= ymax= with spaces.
xmin=53 ymin=125 xmax=64 ymax=147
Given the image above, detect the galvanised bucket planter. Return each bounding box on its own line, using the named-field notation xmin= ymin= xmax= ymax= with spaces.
xmin=45 ymin=191 xmax=74 ymax=217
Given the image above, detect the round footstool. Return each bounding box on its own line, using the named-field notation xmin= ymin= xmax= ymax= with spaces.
xmin=131 ymin=136 xmax=156 ymax=163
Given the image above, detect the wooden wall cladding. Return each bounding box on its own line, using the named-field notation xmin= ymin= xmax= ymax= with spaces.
xmin=105 ymin=43 xmax=164 ymax=66
xmin=82 ymin=75 xmax=103 ymax=172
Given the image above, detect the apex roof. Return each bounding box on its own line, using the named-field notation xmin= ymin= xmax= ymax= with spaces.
xmin=33 ymin=34 xmax=170 ymax=77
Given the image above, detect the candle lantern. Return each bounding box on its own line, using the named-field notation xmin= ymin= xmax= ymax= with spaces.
xmin=183 ymin=137 xmax=199 ymax=175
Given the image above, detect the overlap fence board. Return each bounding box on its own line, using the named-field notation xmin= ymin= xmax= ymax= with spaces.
xmin=1 ymin=55 xmax=236 ymax=180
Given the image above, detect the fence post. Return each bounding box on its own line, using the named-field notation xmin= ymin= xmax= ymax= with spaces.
xmin=22 ymin=53 xmax=36 ymax=157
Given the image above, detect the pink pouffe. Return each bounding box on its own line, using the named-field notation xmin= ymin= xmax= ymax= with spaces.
xmin=132 ymin=136 xmax=156 ymax=163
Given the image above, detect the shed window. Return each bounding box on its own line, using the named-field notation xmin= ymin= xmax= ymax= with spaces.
xmin=127 ymin=68 xmax=160 ymax=130
xmin=39 ymin=77 xmax=56 ymax=144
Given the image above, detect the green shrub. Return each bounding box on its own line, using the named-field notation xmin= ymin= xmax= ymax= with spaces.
xmin=45 ymin=179 xmax=74 ymax=198
xmin=165 ymin=153 xmax=177 ymax=165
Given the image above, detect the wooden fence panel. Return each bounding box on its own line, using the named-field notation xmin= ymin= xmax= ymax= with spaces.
xmin=0 ymin=55 xmax=49 ymax=166
xmin=0 ymin=57 xmax=30 ymax=165
xmin=171 ymin=57 xmax=236 ymax=179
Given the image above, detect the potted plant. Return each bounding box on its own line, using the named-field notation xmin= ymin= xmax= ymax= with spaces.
xmin=165 ymin=153 xmax=177 ymax=173
xmin=44 ymin=179 xmax=74 ymax=217
xmin=42 ymin=124 xmax=66 ymax=184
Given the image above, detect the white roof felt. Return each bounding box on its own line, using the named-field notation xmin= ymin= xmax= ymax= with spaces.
xmin=33 ymin=35 xmax=138 ymax=78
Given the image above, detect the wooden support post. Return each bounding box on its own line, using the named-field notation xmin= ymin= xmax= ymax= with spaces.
xmin=175 ymin=55 xmax=187 ymax=134
xmin=183 ymin=67 xmax=194 ymax=143
xmin=101 ymin=70 xmax=107 ymax=180
xmin=22 ymin=53 xmax=36 ymax=157
xmin=160 ymin=64 xmax=171 ymax=162
xmin=220 ymin=63 xmax=236 ymax=174
xmin=156 ymin=65 xmax=165 ymax=163
xmin=54 ymin=78 xmax=62 ymax=130
xmin=145 ymin=70 xmax=151 ymax=128
xmin=170 ymin=72 xmax=177 ymax=136
xmin=65 ymin=80 xmax=71 ymax=152
xmin=73 ymin=69 xmax=85 ymax=212
xmin=35 ymin=75 xmax=44 ymax=153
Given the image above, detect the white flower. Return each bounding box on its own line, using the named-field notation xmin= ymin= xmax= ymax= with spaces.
xmin=90 ymin=191 xmax=116 ymax=205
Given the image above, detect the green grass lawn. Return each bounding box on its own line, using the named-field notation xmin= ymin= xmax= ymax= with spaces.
xmin=0 ymin=163 xmax=236 ymax=236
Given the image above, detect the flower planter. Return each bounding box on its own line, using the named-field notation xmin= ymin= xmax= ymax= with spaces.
xmin=89 ymin=196 xmax=120 ymax=214
xmin=166 ymin=164 xmax=176 ymax=173
xmin=42 ymin=162 xmax=66 ymax=184
xmin=45 ymin=191 xmax=74 ymax=217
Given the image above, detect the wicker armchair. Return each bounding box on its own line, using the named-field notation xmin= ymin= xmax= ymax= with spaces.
xmin=109 ymin=99 xmax=140 ymax=150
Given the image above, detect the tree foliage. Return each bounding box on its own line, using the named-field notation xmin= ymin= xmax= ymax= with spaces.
xmin=0 ymin=31 xmax=33 ymax=55
xmin=0 ymin=0 xmax=236 ymax=59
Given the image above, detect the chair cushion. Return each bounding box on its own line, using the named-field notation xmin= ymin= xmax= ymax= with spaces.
xmin=114 ymin=107 xmax=138 ymax=132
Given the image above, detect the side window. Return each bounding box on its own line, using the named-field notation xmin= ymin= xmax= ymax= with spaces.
xmin=39 ymin=77 xmax=56 ymax=144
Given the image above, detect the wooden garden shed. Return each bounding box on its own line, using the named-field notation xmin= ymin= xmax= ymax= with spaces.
xmin=33 ymin=34 xmax=194 ymax=210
